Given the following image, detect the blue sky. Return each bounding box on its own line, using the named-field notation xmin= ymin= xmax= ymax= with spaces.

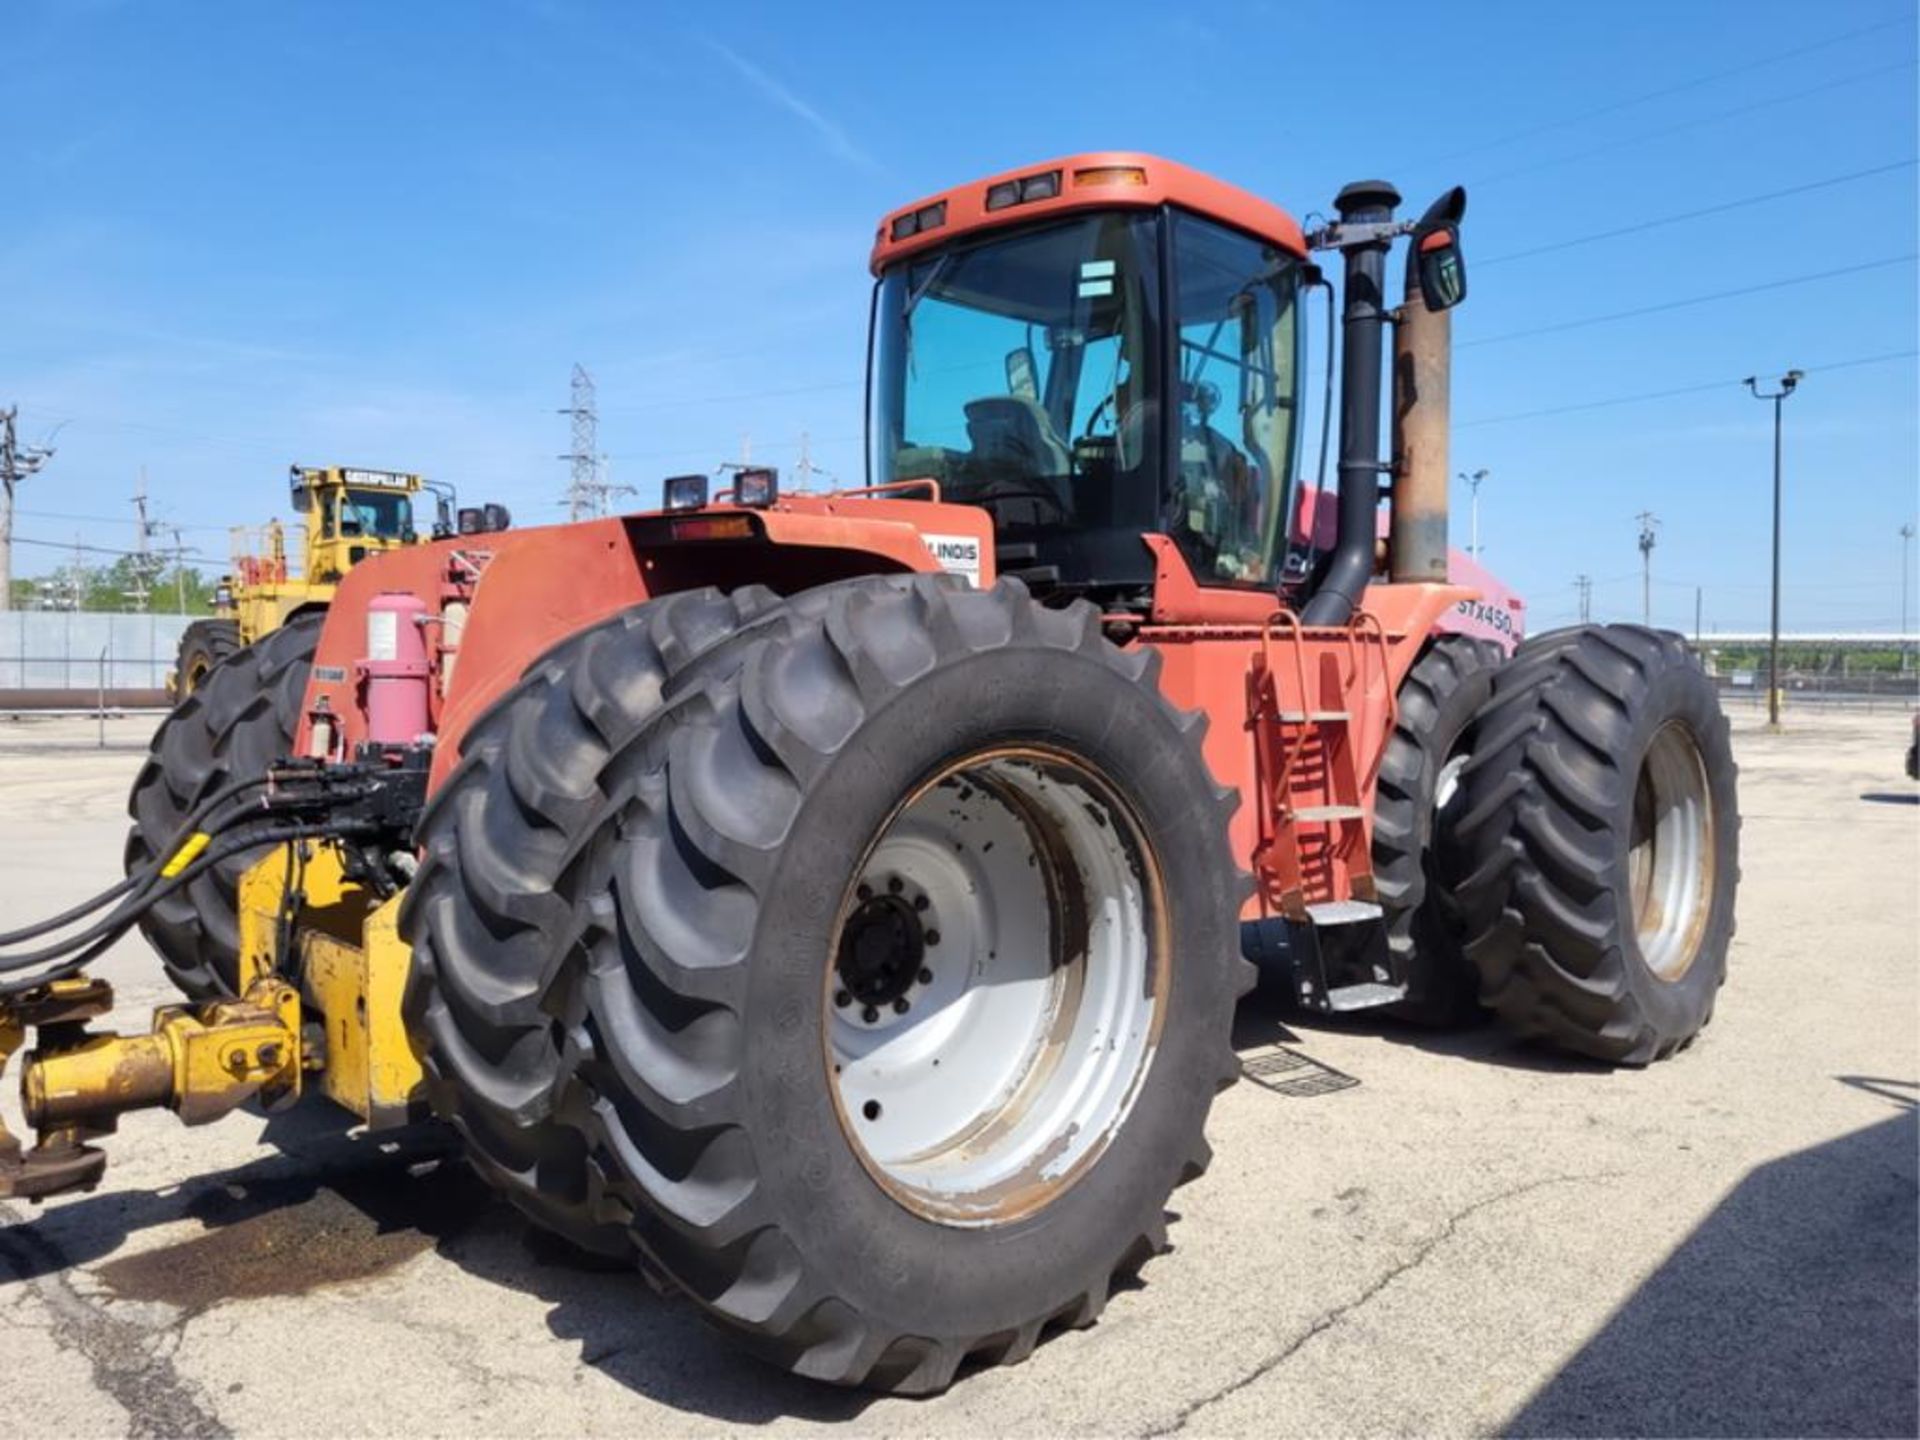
xmin=5 ymin=0 xmax=1915 ymax=633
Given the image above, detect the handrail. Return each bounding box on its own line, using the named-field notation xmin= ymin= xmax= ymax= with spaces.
xmin=824 ymin=477 xmax=943 ymax=504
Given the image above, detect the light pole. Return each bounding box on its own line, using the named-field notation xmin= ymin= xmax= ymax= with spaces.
xmin=1744 ymin=369 xmax=1802 ymax=731
xmin=1901 ymin=522 xmax=1915 ymax=674
xmin=1457 ymin=468 xmax=1489 ymax=558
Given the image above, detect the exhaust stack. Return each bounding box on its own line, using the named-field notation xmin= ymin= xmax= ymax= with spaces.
xmin=1300 ymin=180 xmax=1400 ymax=627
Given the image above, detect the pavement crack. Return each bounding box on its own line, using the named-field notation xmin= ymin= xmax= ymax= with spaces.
xmin=1143 ymin=1172 xmax=1621 ymax=1437
xmin=0 ymin=1199 xmax=231 ymax=1439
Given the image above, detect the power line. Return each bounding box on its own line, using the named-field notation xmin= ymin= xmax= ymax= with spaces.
xmin=1469 ymin=58 xmax=1917 ymax=188
xmin=1417 ymin=13 xmax=1918 ymax=169
xmin=8 ymin=535 xmax=203 ymax=561
xmin=1456 ymin=349 xmax=1918 ymax=429
xmin=1459 ymin=255 xmax=1916 ymax=350
xmin=13 ymin=507 xmax=228 ymax=533
xmin=1477 ymin=159 xmax=1919 ymax=267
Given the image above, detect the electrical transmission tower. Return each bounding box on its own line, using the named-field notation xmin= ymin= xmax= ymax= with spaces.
xmin=1636 ymin=511 xmax=1659 ymax=626
xmin=1 ymin=406 xmax=57 ymax=612
xmin=1574 ymin=573 xmax=1592 ymax=624
xmin=557 ymin=364 xmax=633 ymax=520
xmin=560 ymin=364 xmax=600 ymax=522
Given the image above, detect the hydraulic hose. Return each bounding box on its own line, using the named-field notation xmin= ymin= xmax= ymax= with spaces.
xmin=0 ymin=820 xmax=327 ymax=996
xmin=0 ymin=772 xmax=277 ymax=946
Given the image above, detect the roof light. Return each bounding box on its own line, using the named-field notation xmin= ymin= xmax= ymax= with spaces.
xmin=889 ymin=201 xmax=946 ymax=242
xmin=986 ymin=169 xmax=1062 ymax=211
xmin=1073 ymin=164 xmax=1148 ymax=188
xmin=663 ymin=473 xmax=709 ymax=512
xmin=1019 ymin=170 xmax=1061 ymax=202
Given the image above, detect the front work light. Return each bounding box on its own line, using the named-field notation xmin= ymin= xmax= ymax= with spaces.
xmin=663 ymin=473 xmax=710 ymax=511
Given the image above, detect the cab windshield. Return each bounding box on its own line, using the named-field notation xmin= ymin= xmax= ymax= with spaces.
xmin=339 ymin=489 xmax=414 ymax=540
xmin=870 ymin=214 xmax=1165 ymax=588
xmin=870 ymin=210 xmax=1304 ymax=590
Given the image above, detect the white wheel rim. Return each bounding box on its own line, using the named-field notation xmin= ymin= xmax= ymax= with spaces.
xmin=825 ymin=746 xmax=1168 ymax=1227
xmin=1630 ymin=721 xmax=1716 ymax=981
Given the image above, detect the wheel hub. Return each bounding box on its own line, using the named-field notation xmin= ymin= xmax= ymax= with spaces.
xmin=835 ymin=884 xmax=930 ymax=1015
xmin=825 ymin=749 xmax=1167 ymax=1228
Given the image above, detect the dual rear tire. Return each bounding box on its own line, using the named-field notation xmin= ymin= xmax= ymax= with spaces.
xmin=1447 ymin=625 xmax=1740 ymax=1063
xmin=402 ymin=577 xmax=1249 ymax=1392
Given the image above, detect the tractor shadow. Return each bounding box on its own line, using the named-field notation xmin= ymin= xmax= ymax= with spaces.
xmin=1235 ymin=963 xmax=1616 ymax=1076
xmin=1504 ymin=1095 xmax=1918 ymax=1437
xmin=0 ymin=1106 xmax=876 ymax=1424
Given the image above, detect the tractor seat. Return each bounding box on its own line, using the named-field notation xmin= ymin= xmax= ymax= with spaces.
xmin=964 ymin=397 xmax=1073 ymax=498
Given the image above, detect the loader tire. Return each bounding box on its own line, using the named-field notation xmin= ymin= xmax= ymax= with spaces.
xmin=174 ymin=618 xmax=240 ymax=697
xmin=565 ymin=576 xmax=1250 ymax=1393
xmin=125 ymin=612 xmax=324 ymax=998
xmin=401 ymin=584 xmax=794 ymax=1258
xmin=1451 ymin=625 xmax=1739 ymax=1064
xmin=1372 ymin=634 xmax=1505 ymax=1027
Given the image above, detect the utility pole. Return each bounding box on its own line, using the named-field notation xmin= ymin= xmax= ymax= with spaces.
xmin=127 ymin=469 xmax=156 ymax=612
xmin=1574 ymin=573 xmax=1592 ymax=624
xmin=1900 ymin=522 xmax=1915 ymax=674
xmin=1694 ymin=586 xmax=1703 ymax=647
xmin=1636 ymin=511 xmax=1658 ymax=627
xmin=1457 ymin=468 xmax=1489 ymax=558
xmin=1 ymin=406 xmax=57 ymax=612
xmin=1744 ymin=369 xmax=1802 ymax=730
xmin=560 ymin=364 xmax=600 ymax=522
xmin=170 ymin=525 xmax=190 ymax=614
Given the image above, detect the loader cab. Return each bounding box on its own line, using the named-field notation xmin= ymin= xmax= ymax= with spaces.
xmin=291 ymin=466 xmax=423 ymax=580
xmin=869 ymin=156 xmax=1308 ymax=602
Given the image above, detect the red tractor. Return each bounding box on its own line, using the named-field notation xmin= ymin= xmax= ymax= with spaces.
xmin=4 ymin=154 xmax=1739 ymax=1394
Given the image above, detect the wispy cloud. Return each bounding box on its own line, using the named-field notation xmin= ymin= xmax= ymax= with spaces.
xmin=703 ymin=38 xmax=883 ymax=175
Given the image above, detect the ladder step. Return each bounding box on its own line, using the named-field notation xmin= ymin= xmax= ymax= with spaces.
xmin=1325 ymin=981 xmax=1408 ymax=1013
xmin=1304 ymin=899 xmax=1384 ymax=925
xmin=1293 ymin=804 xmax=1366 ymax=822
xmin=1276 ymin=709 xmax=1351 ymax=723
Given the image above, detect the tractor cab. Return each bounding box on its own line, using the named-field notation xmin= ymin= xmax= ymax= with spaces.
xmin=870 ymin=158 xmax=1308 ymax=603
xmin=869 ymin=154 xmax=1469 ymax=623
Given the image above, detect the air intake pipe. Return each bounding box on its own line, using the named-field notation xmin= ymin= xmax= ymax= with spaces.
xmin=1300 ymin=180 xmax=1400 ymax=626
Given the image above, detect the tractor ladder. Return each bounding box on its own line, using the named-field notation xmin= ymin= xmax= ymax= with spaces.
xmin=1249 ymin=609 xmax=1401 ymax=1011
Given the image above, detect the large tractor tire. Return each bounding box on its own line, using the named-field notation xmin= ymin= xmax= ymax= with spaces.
xmin=402 ymin=584 xmax=795 ymax=1258
xmin=1451 ymin=625 xmax=1739 ymax=1064
xmin=173 ymin=617 xmax=240 ymax=697
xmin=556 ymin=577 xmax=1248 ymax=1393
xmin=1372 ymin=634 xmax=1505 ymax=1026
xmin=125 ymin=612 xmax=324 ymax=998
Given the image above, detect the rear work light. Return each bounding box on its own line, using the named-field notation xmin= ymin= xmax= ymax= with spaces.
xmin=889 ymin=200 xmax=948 ymax=241
xmin=985 ymin=169 xmax=1063 ymax=211
xmin=733 ymin=466 xmax=779 ymax=507
xmin=663 ymin=473 xmax=709 ymax=511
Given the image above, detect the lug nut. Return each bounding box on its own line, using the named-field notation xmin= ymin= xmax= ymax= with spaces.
xmin=917 ymin=967 xmax=933 ymax=985
xmin=924 ymin=929 xmax=940 ymax=946
xmin=857 ymin=883 xmax=872 ymax=901
xmin=888 ymin=876 xmax=904 ymax=894
xmin=862 ymin=1006 xmax=880 ymax=1024
xmin=892 ymin=998 xmax=910 ymax=1015
xmin=833 ymin=989 xmax=851 ymax=1009
xmin=913 ymin=895 xmax=929 ymax=912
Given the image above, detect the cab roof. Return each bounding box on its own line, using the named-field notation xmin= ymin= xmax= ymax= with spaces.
xmin=869 ymin=152 xmax=1308 ymax=275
